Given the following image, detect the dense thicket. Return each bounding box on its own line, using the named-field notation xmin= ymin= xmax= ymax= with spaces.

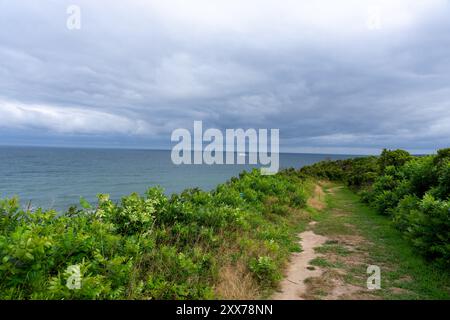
xmin=0 ymin=169 xmax=310 ymax=299
xmin=300 ymin=148 xmax=450 ymax=267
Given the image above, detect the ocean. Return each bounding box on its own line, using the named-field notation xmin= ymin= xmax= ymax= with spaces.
xmin=0 ymin=146 xmax=355 ymax=211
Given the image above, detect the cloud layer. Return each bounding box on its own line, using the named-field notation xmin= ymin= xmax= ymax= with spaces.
xmin=0 ymin=0 xmax=449 ymax=153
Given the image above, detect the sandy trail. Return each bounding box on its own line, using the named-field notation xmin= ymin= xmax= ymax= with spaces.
xmin=273 ymin=183 xmax=329 ymax=300
xmin=272 ymin=228 xmax=328 ymax=300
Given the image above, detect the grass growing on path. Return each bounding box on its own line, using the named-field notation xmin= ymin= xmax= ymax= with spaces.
xmin=307 ymin=181 xmax=450 ymax=300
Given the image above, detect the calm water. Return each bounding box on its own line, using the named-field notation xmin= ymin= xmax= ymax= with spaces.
xmin=0 ymin=147 xmax=355 ymax=211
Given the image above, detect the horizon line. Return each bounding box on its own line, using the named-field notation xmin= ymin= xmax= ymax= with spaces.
xmin=0 ymin=143 xmax=434 ymax=157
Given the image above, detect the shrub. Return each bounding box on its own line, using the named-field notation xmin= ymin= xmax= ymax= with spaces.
xmin=436 ymin=161 xmax=450 ymax=199
xmin=403 ymin=194 xmax=450 ymax=266
xmin=0 ymin=168 xmax=312 ymax=299
xmin=249 ymin=256 xmax=280 ymax=286
xmin=291 ymin=188 xmax=308 ymax=208
xmin=401 ymin=156 xmax=437 ymax=198
xmin=393 ymin=194 xmax=420 ymax=232
xmin=378 ymin=149 xmax=412 ymax=173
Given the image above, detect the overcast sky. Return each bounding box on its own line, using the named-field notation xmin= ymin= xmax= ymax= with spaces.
xmin=0 ymin=0 xmax=449 ymax=154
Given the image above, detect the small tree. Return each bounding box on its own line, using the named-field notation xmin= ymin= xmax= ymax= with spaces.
xmin=378 ymin=149 xmax=412 ymax=173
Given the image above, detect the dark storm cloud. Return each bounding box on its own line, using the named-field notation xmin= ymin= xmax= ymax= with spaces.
xmin=0 ymin=0 xmax=449 ymax=153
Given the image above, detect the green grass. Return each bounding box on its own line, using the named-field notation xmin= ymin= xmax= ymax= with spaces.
xmin=313 ymin=182 xmax=450 ymax=300
xmin=310 ymin=257 xmax=344 ymax=269
xmin=315 ymin=243 xmax=351 ymax=257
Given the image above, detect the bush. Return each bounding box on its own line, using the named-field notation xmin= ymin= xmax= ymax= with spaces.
xmin=299 ymin=156 xmax=378 ymax=188
xmin=401 ymin=156 xmax=437 ymax=198
xmin=402 ymin=194 xmax=450 ymax=266
xmin=291 ymin=188 xmax=308 ymax=208
xmin=378 ymin=149 xmax=412 ymax=173
xmin=393 ymin=194 xmax=420 ymax=232
xmin=249 ymin=256 xmax=280 ymax=286
xmin=0 ymin=168 xmax=312 ymax=299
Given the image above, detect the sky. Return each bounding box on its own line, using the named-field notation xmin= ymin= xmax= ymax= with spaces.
xmin=0 ymin=0 xmax=449 ymax=154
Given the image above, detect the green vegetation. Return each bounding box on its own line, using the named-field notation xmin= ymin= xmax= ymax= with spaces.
xmin=1 ymin=147 xmax=449 ymax=300
xmin=301 ymin=148 xmax=450 ymax=268
xmin=0 ymin=169 xmax=312 ymax=300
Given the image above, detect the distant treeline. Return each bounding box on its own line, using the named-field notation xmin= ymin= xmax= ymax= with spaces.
xmin=300 ymin=148 xmax=450 ymax=267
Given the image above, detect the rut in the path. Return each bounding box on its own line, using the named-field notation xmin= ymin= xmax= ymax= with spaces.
xmin=272 ymin=228 xmax=328 ymax=300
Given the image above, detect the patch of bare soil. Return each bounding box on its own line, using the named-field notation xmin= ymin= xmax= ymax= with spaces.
xmin=301 ymin=227 xmax=381 ymax=300
xmin=307 ymin=184 xmax=326 ymax=211
xmin=302 ymin=240 xmax=380 ymax=300
xmin=272 ymin=227 xmax=328 ymax=300
xmin=301 ymin=269 xmax=377 ymax=300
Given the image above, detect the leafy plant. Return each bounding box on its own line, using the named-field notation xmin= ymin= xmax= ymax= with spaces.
xmin=0 ymin=168 xmax=313 ymax=299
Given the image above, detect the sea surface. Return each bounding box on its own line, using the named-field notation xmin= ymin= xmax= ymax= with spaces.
xmin=0 ymin=146 xmax=356 ymax=211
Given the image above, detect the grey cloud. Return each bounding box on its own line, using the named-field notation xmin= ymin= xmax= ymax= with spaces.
xmin=0 ymin=0 xmax=449 ymax=154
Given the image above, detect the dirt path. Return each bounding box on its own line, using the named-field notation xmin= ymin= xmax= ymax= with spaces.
xmin=272 ymin=228 xmax=328 ymax=300
xmin=274 ymin=181 xmax=450 ymax=300
xmin=273 ymin=184 xmax=329 ymax=300
xmin=302 ymin=182 xmax=381 ymax=300
xmin=273 ymin=182 xmax=377 ymax=300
